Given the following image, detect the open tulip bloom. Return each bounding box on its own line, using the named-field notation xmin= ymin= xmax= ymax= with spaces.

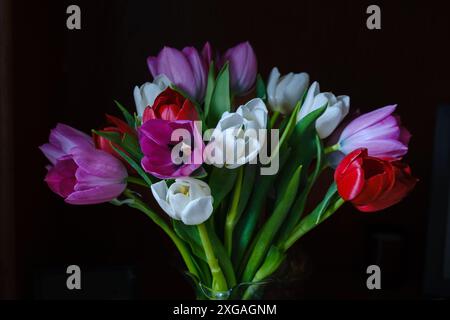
xmin=39 ymin=41 xmax=417 ymax=300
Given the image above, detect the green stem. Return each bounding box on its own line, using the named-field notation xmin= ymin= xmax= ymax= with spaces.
xmin=224 ymin=167 xmax=244 ymax=256
xmin=126 ymin=176 xmax=148 ymax=188
xmin=124 ymin=189 xmax=199 ymax=278
xmin=269 ymin=111 xmax=280 ymax=129
xmin=324 ymin=143 xmax=340 ymax=154
xmin=197 ymin=223 xmax=228 ymax=292
xmin=282 ymin=197 xmax=345 ymax=252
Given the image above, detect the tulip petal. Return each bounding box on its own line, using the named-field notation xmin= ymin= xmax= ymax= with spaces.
xmin=65 ymin=183 xmax=126 ymax=205
xmin=71 ymin=147 xmax=127 ymax=181
xmin=44 ymin=157 xmax=78 ymax=198
xmin=181 ymin=196 xmax=213 ymax=225
xmin=340 ymin=105 xmax=397 ymax=141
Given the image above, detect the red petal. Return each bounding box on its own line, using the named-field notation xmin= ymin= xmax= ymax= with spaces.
xmin=143 ymin=107 xmax=157 ymax=123
xmin=356 ymin=161 xmax=417 ymax=212
xmin=176 ymin=99 xmax=199 ymax=121
xmin=105 ymin=114 xmax=135 ymax=136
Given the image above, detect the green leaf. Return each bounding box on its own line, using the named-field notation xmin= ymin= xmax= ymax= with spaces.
xmin=275 ymin=135 xmax=324 ymax=244
xmin=114 ymin=100 xmax=135 ymax=128
xmin=233 ymin=147 xmax=291 ymax=268
xmin=253 ymin=246 xmax=286 ymax=282
xmin=173 ymin=221 xmax=212 ymax=286
xmin=173 ymin=221 xmax=206 ymax=262
xmin=255 ymin=74 xmax=267 ymax=100
xmin=236 ymin=165 xmax=257 ymax=219
xmin=275 ymin=105 xmax=327 ymax=204
xmin=281 ymin=183 xmax=341 ymax=251
xmin=205 ymin=222 xmax=237 ymax=287
xmin=204 ymin=61 xmax=216 ymax=119
xmin=110 ymin=144 xmax=154 ymax=187
xmin=241 ymin=164 xmax=303 ymax=282
xmin=208 ymin=166 xmax=238 ymax=211
xmin=207 ymin=63 xmax=230 ymax=128
xmin=92 ymin=130 xmax=142 ymax=161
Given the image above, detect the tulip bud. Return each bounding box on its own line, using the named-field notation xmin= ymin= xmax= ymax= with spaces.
xmin=220 ymin=41 xmax=258 ymax=96
xmin=267 ymin=67 xmax=309 ymax=115
xmin=337 ymin=105 xmax=411 ymax=160
xmin=205 ymin=98 xmax=268 ymax=169
xmin=40 ymin=124 xmax=127 ymax=205
xmin=147 ymin=44 xmax=209 ymax=102
xmin=296 ymin=82 xmax=350 ymax=139
xmin=334 ymin=148 xmax=417 ymax=212
xmin=151 ymin=178 xmax=213 ymax=225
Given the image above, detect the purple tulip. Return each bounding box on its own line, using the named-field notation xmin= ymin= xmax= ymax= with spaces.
xmin=338 ymin=105 xmax=411 ymax=159
xmin=40 ymin=124 xmax=128 ymax=205
xmin=147 ymin=43 xmax=211 ymax=102
xmin=139 ymin=119 xmax=204 ymax=179
xmin=220 ymin=41 xmax=257 ymax=96
xmin=39 ymin=123 xmax=94 ymax=165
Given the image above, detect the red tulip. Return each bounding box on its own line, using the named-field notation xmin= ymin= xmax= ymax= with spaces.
xmin=334 ymin=148 xmax=417 ymax=212
xmin=93 ymin=114 xmax=136 ymax=160
xmin=142 ymin=87 xmax=199 ymax=123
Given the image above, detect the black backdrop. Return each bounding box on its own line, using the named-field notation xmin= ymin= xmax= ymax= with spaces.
xmin=6 ymin=0 xmax=450 ymax=299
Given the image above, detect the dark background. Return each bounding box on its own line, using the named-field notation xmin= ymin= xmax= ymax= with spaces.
xmin=1 ymin=0 xmax=449 ymax=299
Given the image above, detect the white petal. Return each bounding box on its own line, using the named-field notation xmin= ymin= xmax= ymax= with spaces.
xmin=151 ymin=181 xmax=177 ymax=220
xmin=133 ymin=85 xmax=145 ymax=117
xmin=153 ymin=74 xmax=171 ymax=89
xmin=267 ymin=67 xmax=281 ymax=110
xmin=316 ymin=105 xmax=342 ymax=139
xmin=274 ymin=73 xmax=294 ymax=113
xmin=142 ymin=83 xmax=163 ymax=108
xmin=297 ymin=81 xmax=320 ymax=122
xmin=337 ymin=95 xmax=350 ymax=117
xmin=283 ymin=72 xmax=309 ymax=113
xmin=237 ymin=98 xmax=268 ymax=129
xmin=311 ymin=92 xmax=333 ymax=112
xmin=180 ymin=196 xmax=213 ymax=225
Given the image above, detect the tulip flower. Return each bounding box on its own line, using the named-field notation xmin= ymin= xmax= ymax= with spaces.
xmin=94 ymin=114 xmax=136 ymax=154
xmin=334 ymin=148 xmax=417 ymax=212
xmin=296 ymin=82 xmax=350 ymax=139
xmin=337 ymin=105 xmax=411 ymax=159
xmin=147 ymin=43 xmax=210 ymax=102
xmin=205 ymin=98 xmax=268 ymax=169
xmin=267 ymin=67 xmax=309 ymax=115
xmin=142 ymin=87 xmax=199 ymax=123
xmin=151 ymin=178 xmax=213 ymax=225
xmin=40 ymin=124 xmax=128 ymax=205
xmin=139 ymin=119 xmax=204 ymax=179
xmin=220 ymin=41 xmax=257 ymax=96
xmin=39 ymin=123 xmax=94 ymax=164
xmin=133 ymin=75 xmax=171 ymax=117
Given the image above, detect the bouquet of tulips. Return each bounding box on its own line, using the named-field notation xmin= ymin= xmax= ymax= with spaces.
xmin=40 ymin=41 xmax=417 ymax=299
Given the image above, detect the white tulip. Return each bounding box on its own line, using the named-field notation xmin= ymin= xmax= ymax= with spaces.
xmin=133 ymin=75 xmax=171 ymax=117
xmin=296 ymin=81 xmax=350 ymax=139
xmin=205 ymin=98 xmax=268 ymax=169
xmin=267 ymin=67 xmax=309 ymax=114
xmin=151 ymin=178 xmax=213 ymax=226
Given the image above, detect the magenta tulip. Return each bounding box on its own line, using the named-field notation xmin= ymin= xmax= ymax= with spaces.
xmin=220 ymin=41 xmax=257 ymax=96
xmin=147 ymin=43 xmax=211 ymax=102
xmin=338 ymin=105 xmax=411 ymax=159
xmin=139 ymin=120 xmax=204 ymax=179
xmin=40 ymin=124 xmax=128 ymax=205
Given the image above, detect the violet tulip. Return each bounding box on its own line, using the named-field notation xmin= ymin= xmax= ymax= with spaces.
xmin=40 ymin=124 xmax=128 ymax=204
xmin=139 ymin=120 xmax=204 ymax=179
xmin=220 ymin=41 xmax=257 ymax=96
xmin=147 ymin=43 xmax=210 ymax=102
xmin=337 ymin=105 xmax=411 ymax=159
xmin=39 ymin=123 xmax=94 ymax=164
